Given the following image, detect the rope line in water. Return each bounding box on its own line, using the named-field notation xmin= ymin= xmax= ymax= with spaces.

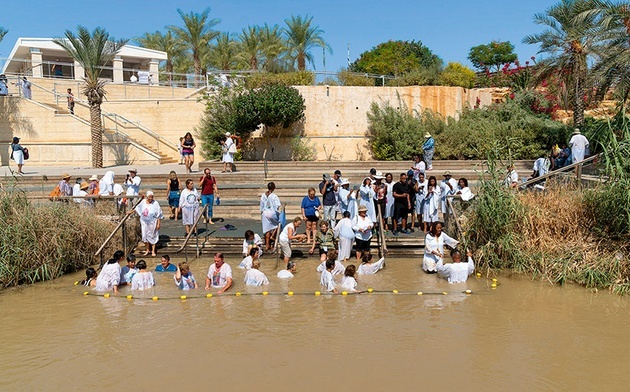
xmin=79 ymin=288 xmax=487 ymax=301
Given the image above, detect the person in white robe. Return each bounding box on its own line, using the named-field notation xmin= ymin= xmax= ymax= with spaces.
xmin=455 ymin=178 xmax=475 ymax=201
xmin=244 ymin=260 xmax=269 ymax=286
xmin=569 ymin=128 xmax=589 ymax=163
xmin=423 ymin=177 xmax=441 ymax=229
xmin=359 ymin=177 xmax=376 ymax=222
xmin=415 ymin=173 xmax=428 ymax=224
xmin=260 ymin=182 xmax=281 ymax=251
xmin=95 ymin=251 xmax=124 ymax=294
xmin=239 ymin=247 xmax=260 ymax=269
xmin=179 ymin=179 xmax=200 ymax=236
xmin=317 ymin=259 xmax=345 ymax=275
xmin=504 ymin=165 xmax=519 ymax=188
xmin=357 ymin=254 xmax=386 ymax=275
xmin=132 ymin=191 xmax=163 ymax=256
xmin=320 ymin=260 xmax=338 ymax=293
xmin=334 ymin=211 xmax=355 ymax=261
xmin=99 ymin=171 xmax=116 ymax=196
xmin=385 ymin=173 xmax=395 ymax=221
xmin=131 ymin=260 xmax=155 ymax=290
xmin=221 ymin=132 xmax=235 ymax=172
xmin=437 ymin=249 xmax=475 ymax=283
xmin=423 ymin=222 xmax=460 ymax=273
xmin=243 ymin=230 xmax=263 ymax=257
xmin=277 ymin=261 xmax=296 ymax=279
xmin=17 ymin=77 xmax=32 ymax=99
xmin=440 ymin=172 xmax=458 ymax=213
xmin=341 ymin=265 xmax=358 ymax=292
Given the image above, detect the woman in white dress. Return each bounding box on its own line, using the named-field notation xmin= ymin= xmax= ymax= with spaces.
xmin=384 ymin=173 xmax=395 ymax=225
xmin=95 ymin=251 xmax=125 ymax=294
xmin=357 ymin=253 xmax=386 ymax=275
xmin=455 ymin=178 xmax=474 ymax=201
xmin=422 ymin=176 xmax=441 ymax=232
xmin=338 ymin=180 xmax=358 ymax=220
xmin=244 ymin=259 xmax=269 ymax=286
xmin=132 ymin=191 xmax=163 ymax=257
xmin=179 ymin=179 xmax=200 ymax=236
xmin=131 ymin=260 xmax=155 ymax=290
xmin=341 ymin=264 xmax=358 ymax=292
xmin=352 ymin=205 xmax=373 ymax=261
xmin=334 ymin=211 xmax=355 ymax=261
xmin=359 ymin=177 xmax=376 ymax=222
xmin=423 ymin=222 xmax=459 ymax=273
xmin=221 ymin=132 xmax=235 ymax=173
xmin=260 ymin=182 xmax=281 ymax=251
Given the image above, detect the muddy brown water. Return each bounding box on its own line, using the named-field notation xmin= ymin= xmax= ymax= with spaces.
xmin=1 ymin=256 xmax=629 ymax=391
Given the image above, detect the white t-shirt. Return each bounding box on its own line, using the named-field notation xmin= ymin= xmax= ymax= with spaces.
xmin=279 ymin=223 xmax=296 ymax=243
xmin=437 ymin=257 xmax=475 ymax=283
xmin=341 ymin=276 xmax=358 ymax=292
xmin=316 ymin=260 xmax=345 ymax=275
xmin=238 ymin=256 xmax=253 ymax=269
xmin=207 ymin=263 xmax=233 ymax=288
xmin=95 ymin=262 xmax=121 ymax=291
xmin=320 ymin=269 xmax=336 ymax=292
xmin=357 ymin=257 xmax=386 ymax=275
xmin=131 ymin=271 xmax=155 ymax=290
xmin=277 ymin=270 xmax=294 ymax=279
xmin=244 ymin=269 xmax=269 ymax=286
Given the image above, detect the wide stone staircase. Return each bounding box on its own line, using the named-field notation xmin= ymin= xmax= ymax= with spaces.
xmin=10 ymin=160 xmax=533 ymax=258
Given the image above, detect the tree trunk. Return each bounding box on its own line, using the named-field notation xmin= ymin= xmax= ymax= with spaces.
xmin=297 ymin=52 xmax=305 ymax=71
xmin=573 ymin=63 xmax=585 ymax=128
xmin=90 ymin=103 xmax=103 ymax=168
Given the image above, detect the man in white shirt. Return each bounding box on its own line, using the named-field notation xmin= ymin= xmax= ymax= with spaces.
xmin=125 ymin=168 xmax=141 ymax=196
xmin=320 ymin=259 xmax=338 ymax=293
xmin=437 ymin=249 xmax=475 ymax=284
xmin=569 ymin=128 xmax=589 ymax=164
xmin=205 ymin=253 xmax=233 ymax=294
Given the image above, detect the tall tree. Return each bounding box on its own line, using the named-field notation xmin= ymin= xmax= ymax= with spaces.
xmin=523 ymin=0 xmax=600 ymax=127
xmin=168 ymin=8 xmax=220 ymax=77
xmin=468 ymin=41 xmax=518 ymax=72
xmin=136 ymin=31 xmax=183 ymax=82
xmin=238 ymin=25 xmax=263 ymax=70
xmin=350 ymin=40 xmax=443 ymax=77
xmin=283 ymin=15 xmax=331 ymax=70
xmin=260 ymin=24 xmax=288 ymax=72
xmin=54 ymin=27 xmax=127 ymax=168
xmin=585 ymin=0 xmax=630 ymax=103
xmin=209 ymin=32 xmax=239 ymax=71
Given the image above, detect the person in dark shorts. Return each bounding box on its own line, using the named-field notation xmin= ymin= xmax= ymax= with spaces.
xmin=301 ymin=187 xmax=321 ymax=244
xmin=392 ymin=172 xmax=411 ymax=235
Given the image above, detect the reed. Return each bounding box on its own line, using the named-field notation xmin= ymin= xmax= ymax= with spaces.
xmin=0 ymin=192 xmax=138 ymax=288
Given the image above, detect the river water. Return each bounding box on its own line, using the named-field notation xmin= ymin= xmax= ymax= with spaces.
xmin=1 ymin=256 xmax=629 ymax=391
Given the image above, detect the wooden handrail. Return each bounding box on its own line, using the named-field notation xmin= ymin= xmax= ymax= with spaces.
xmin=519 ymin=154 xmax=601 ymax=189
xmin=175 ymin=203 xmax=209 ymax=256
xmin=94 ymin=197 xmax=143 ymax=257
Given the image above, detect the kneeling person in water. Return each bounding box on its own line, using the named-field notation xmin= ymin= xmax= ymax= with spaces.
xmin=437 ymin=249 xmax=475 ymax=283
xmin=277 ymin=261 xmax=296 ymax=279
xmin=244 ymin=259 xmax=269 ymax=286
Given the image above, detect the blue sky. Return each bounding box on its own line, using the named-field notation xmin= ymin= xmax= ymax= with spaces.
xmin=0 ymin=0 xmax=553 ymax=73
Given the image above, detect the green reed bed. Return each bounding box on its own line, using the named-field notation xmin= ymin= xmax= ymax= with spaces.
xmin=0 ymin=193 xmax=136 ymax=288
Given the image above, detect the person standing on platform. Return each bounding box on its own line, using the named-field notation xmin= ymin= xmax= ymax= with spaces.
xmin=198 ymin=168 xmax=218 ymax=224
xmin=422 ymin=133 xmax=435 ymax=171
xmin=221 ymin=132 xmax=236 ymax=173
xmin=66 ymin=88 xmax=75 ymax=114
xmin=569 ymin=128 xmax=589 ymax=164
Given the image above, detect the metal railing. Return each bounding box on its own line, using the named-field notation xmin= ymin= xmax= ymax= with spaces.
xmin=176 ymin=204 xmax=210 ymax=262
xmin=519 ymin=154 xmax=602 ymax=189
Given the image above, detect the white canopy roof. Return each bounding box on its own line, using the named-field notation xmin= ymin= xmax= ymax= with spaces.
xmin=2 ymin=37 xmax=167 ymax=74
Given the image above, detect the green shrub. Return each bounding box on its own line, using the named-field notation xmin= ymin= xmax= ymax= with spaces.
xmin=337 ymin=69 xmax=376 ymax=86
xmin=290 ymin=135 xmax=317 ymax=161
xmin=366 ymin=96 xmax=425 ymax=160
xmin=245 ymin=71 xmax=314 ymax=89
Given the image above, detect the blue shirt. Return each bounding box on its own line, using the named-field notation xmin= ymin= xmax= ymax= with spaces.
xmin=301 ymin=196 xmax=321 ymax=216
xmin=423 ymin=137 xmax=435 ymax=150
xmin=155 ymin=263 xmax=177 ymax=272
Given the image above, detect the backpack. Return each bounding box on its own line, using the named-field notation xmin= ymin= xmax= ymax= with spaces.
xmin=49 ymin=185 xmax=61 ymax=201
xmin=23 ymin=148 xmax=29 ymax=160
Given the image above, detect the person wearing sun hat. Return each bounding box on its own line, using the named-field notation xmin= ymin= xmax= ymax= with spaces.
xmin=125 ymin=168 xmax=141 ymax=197
xmin=569 ymin=128 xmax=589 ymax=164
xmin=422 ymin=132 xmax=435 ymax=171
xmin=87 ymin=174 xmax=100 ymax=196
xmin=221 ymin=132 xmax=236 ymax=173
xmin=352 ymin=204 xmax=373 ymax=260
xmin=58 ymin=173 xmax=73 ymax=197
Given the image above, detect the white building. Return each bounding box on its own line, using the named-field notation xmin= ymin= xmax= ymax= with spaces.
xmin=1 ymin=37 xmax=168 ymax=83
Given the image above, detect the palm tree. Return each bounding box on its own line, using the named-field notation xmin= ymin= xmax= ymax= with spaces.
xmin=209 ymin=32 xmax=239 ymax=71
xmin=238 ymin=26 xmax=263 ymax=70
xmin=283 ymin=15 xmax=332 ymax=71
xmin=585 ymin=1 xmax=630 ymax=103
xmin=54 ymin=27 xmax=127 ymax=168
xmin=0 ymin=27 xmax=7 ymax=44
xmin=168 ymin=8 xmax=220 ymax=77
xmin=523 ymin=0 xmax=600 ymax=127
xmin=136 ymin=31 xmax=183 ymax=83
xmin=260 ymin=24 xmax=287 ymax=72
